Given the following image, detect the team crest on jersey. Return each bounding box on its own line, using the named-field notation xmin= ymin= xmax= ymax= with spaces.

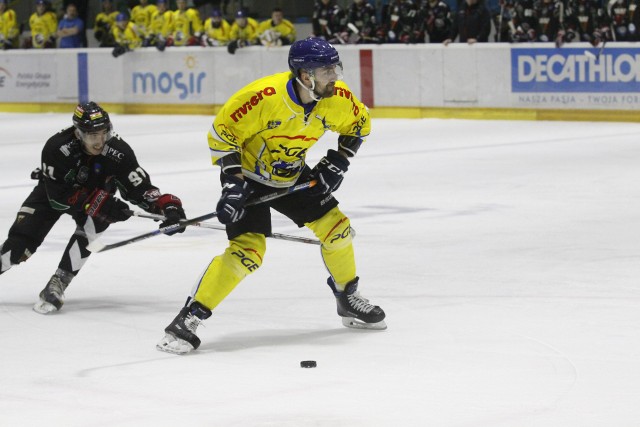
xmin=271 ymin=158 xmax=303 ymax=178
xmin=267 ymin=120 xmax=281 ymax=129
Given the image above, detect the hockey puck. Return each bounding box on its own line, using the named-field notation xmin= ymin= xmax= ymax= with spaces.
xmin=300 ymin=360 xmax=317 ymax=368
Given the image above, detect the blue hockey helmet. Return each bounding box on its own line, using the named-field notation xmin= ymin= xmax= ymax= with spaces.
xmin=211 ymin=8 xmax=222 ymax=17
xmin=116 ymin=12 xmax=128 ymax=22
xmin=288 ymin=37 xmax=341 ymax=77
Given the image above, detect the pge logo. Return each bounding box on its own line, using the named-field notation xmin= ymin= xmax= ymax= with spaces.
xmin=0 ymin=67 xmax=12 ymax=88
xmin=132 ymin=71 xmax=206 ymax=100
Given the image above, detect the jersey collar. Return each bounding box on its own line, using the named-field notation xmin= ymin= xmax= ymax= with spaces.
xmin=286 ymin=78 xmax=317 ymax=117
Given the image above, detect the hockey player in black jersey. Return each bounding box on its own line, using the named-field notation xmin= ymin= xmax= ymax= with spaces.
xmin=0 ymin=102 xmax=186 ymax=314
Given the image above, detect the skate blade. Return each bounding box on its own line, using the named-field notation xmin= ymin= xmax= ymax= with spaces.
xmin=341 ymin=317 xmax=387 ymax=330
xmin=33 ymin=300 xmax=59 ymax=315
xmin=156 ymin=333 xmax=195 ymax=355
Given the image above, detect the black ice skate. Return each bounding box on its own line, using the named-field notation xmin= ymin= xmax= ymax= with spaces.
xmin=33 ymin=273 xmax=71 ymax=314
xmin=329 ymin=277 xmax=387 ymax=330
xmin=156 ymin=301 xmax=212 ymax=355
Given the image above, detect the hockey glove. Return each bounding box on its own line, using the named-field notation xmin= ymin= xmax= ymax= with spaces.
xmin=155 ymin=194 xmax=186 ymax=235
xmin=309 ymin=149 xmax=350 ymax=195
xmin=84 ymin=189 xmax=131 ymax=223
xmin=216 ymin=174 xmax=252 ymax=224
xmin=112 ymin=44 xmax=128 ymax=58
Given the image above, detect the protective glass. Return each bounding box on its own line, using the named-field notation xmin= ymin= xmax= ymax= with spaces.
xmin=310 ymin=62 xmax=344 ymax=84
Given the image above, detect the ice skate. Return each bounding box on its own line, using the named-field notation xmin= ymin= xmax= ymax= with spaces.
xmin=33 ymin=274 xmax=69 ymax=315
xmin=329 ymin=277 xmax=387 ymax=330
xmin=156 ymin=301 xmax=211 ymax=355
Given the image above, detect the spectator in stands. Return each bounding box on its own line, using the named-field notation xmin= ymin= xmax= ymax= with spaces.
xmin=202 ymin=8 xmax=231 ymax=46
xmin=111 ymin=13 xmax=142 ymax=57
xmin=607 ymin=0 xmax=636 ymax=41
xmin=418 ymin=0 xmax=453 ymax=43
xmin=94 ymin=0 xmax=118 ymax=47
xmin=168 ymin=0 xmax=202 ymax=46
xmin=27 ymin=0 xmax=57 ymax=49
xmin=344 ymin=0 xmax=379 ymax=43
xmin=378 ymin=0 xmax=421 ymax=43
xmin=312 ymin=0 xmax=345 ymax=41
xmin=227 ymin=9 xmax=258 ymax=54
xmin=443 ymin=0 xmax=491 ymax=45
xmin=57 ymin=2 xmax=85 ymax=48
xmin=257 ymin=7 xmax=296 ymax=46
xmin=533 ymin=0 xmax=565 ymax=43
xmin=0 ymin=0 xmax=19 ymax=50
xmin=147 ymin=0 xmax=173 ymax=50
xmin=131 ymin=0 xmax=157 ymax=43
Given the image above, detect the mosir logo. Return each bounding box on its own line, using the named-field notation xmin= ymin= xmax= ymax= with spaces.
xmin=132 ymin=71 xmax=206 ymax=100
xmin=512 ymin=48 xmax=640 ymax=92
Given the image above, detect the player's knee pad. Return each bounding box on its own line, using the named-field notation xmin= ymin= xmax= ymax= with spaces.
xmin=0 ymin=238 xmax=35 ymax=272
xmin=306 ymin=207 xmax=353 ymax=251
xmin=225 ymin=232 xmax=266 ymax=277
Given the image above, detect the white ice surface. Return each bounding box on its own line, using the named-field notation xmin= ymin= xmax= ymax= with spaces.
xmin=1 ymin=114 xmax=639 ymax=427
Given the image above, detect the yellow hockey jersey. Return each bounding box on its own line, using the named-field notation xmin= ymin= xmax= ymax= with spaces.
xmin=208 ymin=72 xmax=370 ymax=188
xmin=0 ymin=7 xmax=19 ymax=45
xmin=229 ymin=17 xmax=258 ymax=43
xmin=112 ymin=21 xmax=142 ymax=49
xmin=29 ymin=12 xmax=57 ymax=48
xmin=257 ymin=18 xmax=296 ymax=45
xmin=202 ymin=16 xmax=231 ymax=45
xmin=149 ymin=8 xmax=173 ymax=40
xmin=170 ymin=8 xmax=202 ymax=45
xmin=94 ymin=10 xmax=118 ymax=32
xmin=131 ymin=3 xmax=157 ymax=37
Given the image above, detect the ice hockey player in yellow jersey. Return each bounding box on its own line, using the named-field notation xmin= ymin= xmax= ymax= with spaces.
xmin=257 ymin=7 xmax=296 ymax=46
xmin=93 ymin=0 xmax=118 ymax=47
xmin=168 ymin=0 xmax=202 ymax=46
xmin=227 ymin=9 xmax=258 ymax=54
xmin=130 ymin=0 xmax=157 ymax=42
xmin=147 ymin=0 xmax=173 ymax=51
xmin=157 ymin=37 xmax=386 ymax=355
xmin=201 ymin=8 xmax=230 ymax=46
xmin=111 ymin=13 xmax=142 ymax=57
xmin=0 ymin=0 xmax=19 ymax=49
xmin=27 ymin=0 xmax=57 ymax=49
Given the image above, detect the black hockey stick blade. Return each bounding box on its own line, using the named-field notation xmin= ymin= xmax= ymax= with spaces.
xmin=87 ymin=180 xmax=316 ymax=253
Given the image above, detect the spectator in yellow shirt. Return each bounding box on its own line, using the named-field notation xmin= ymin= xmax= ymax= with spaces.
xmin=27 ymin=0 xmax=57 ymax=49
xmin=257 ymin=7 xmax=296 ymax=46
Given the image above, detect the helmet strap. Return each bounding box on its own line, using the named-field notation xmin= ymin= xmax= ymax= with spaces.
xmin=295 ymin=75 xmax=322 ymax=102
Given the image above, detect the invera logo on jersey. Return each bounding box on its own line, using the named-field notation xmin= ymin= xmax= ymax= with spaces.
xmin=230 ymin=87 xmax=276 ymax=122
xmin=512 ymin=48 xmax=640 ymax=92
xmin=132 ymin=71 xmax=206 ymax=100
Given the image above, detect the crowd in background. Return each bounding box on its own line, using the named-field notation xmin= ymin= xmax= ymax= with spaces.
xmin=1 ymin=0 xmax=638 ymax=55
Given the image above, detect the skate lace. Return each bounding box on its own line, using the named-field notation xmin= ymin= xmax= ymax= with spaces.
xmin=184 ymin=313 xmax=203 ymax=334
xmin=347 ymin=291 xmax=375 ymax=314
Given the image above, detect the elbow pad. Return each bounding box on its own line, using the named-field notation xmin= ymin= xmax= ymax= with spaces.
xmin=338 ymin=135 xmax=363 ymax=158
xmin=217 ymin=151 xmax=242 ymax=175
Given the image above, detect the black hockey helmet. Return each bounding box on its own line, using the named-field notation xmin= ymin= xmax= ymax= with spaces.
xmin=72 ymin=102 xmax=111 ymax=133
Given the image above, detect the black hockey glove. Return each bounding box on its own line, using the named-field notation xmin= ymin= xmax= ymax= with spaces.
xmin=84 ymin=189 xmax=131 ymax=223
xmin=112 ymin=44 xmax=128 ymax=58
xmin=216 ymin=174 xmax=252 ymax=224
xmin=155 ymin=194 xmax=186 ymax=235
xmin=309 ymin=149 xmax=350 ymax=195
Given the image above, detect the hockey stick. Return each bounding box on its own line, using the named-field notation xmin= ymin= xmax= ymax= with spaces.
xmin=128 ymin=210 xmax=322 ymax=246
xmin=87 ymin=180 xmax=317 ymax=253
